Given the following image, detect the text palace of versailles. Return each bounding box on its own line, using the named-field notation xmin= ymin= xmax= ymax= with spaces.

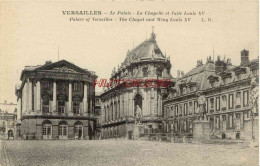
xmin=15 ymin=31 xmax=259 ymax=140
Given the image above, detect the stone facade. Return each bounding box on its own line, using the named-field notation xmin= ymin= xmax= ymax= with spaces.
xmin=15 ymin=60 xmax=98 ymax=140
xmin=163 ymin=50 xmax=259 ymax=140
xmin=100 ymin=32 xmax=175 ymax=139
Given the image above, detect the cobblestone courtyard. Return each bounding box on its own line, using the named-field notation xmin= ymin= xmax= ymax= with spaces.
xmin=0 ymin=140 xmax=258 ymax=166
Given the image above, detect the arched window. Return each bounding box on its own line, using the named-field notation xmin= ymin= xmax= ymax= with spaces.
xmin=143 ymin=67 xmax=148 ymax=77
xmin=42 ymin=95 xmax=50 ymax=113
xmin=74 ymin=121 xmax=83 ymax=140
xmin=42 ymin=120 xmax=52 ymax=139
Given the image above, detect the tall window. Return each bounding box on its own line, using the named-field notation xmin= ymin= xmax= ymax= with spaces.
xmin=236 ymin=92 xmax=241 ymax=107
xmin=143 ymin=67 xmax=148 ymax=77
xmin=229 ymin=114 xmax=233 ymax=128
xmin=184 ymin=104 xmax=188 ymax=116
xmin=216 ymin=97 xmax=220 ymax=111
xmin=210 ymin=98 xmax=214 ymax=111
xmin=229 ymin=94 xmax=234 ymax=109
xmin=222 ymin=95 xmax=227 ymax=109
xmin=42 ymin=95 xmax=50 ymax=113
xmin=42 ymin=81 xmax=50 ymax=90
xmin=216 ymin=116 xmax=220 ymax=129
xmin=189 ymin=102 xmax=193 ymax=115
xmin=156 ymin=68 xmax=162 ymax=77
xmin=73 ymin=82 xmax=80 ymax=91
xmin=170 ymin=106 xmax=174 ymax=118
xmin=59 ymin=125 xmax=67 ymax=136
xmin=243 ymin=91 xmax=249 ymax=107
xmin=184 ymin=121 xmax=187 ymax=131
xmin=175 ymin=105 xmax=178 ymax=117
xmin=43 ymin=123 xmax=52 ymax=137
xmin=58 ymin=100 xmax=65 ymax=114
xmin=73 ymin=101 xmax=80 ymax=114
xmin=174 ymin=121 xmax=178 ymax=132
xmin=57 ymin=82 xmax=65 ymax=91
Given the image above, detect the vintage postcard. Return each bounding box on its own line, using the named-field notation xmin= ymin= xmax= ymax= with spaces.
xmin=0 ymin=0 xmax=259 ymax=165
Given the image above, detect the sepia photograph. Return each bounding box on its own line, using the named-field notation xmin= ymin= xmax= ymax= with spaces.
xmin=0 ymin=0 xmax=259 ymax=165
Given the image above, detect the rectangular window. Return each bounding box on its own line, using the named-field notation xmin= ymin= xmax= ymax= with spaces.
xmin=229 ymin=94 xmax=234 ymax=109
xmin=229 ymin=114 xmax=233 ymax=128
xmin=73 ymin=82 xmax=80 ymax=91
xmin=222 ymin=95 xmax=227 ymax=111
xmin=236 ymin=92 xmax=241 ymax=108
xmin=216 ymin=116 xmax=220 ymax=129
xmin=243 ymin=91 xmax=249 ymax=107
xmin=194 ymin=101 xmax=198 ymax=110
xmin=42 ymin=105 xmax=49 ymax=113
xmin=58 ymin=106 xmax=65 ymax=114
xmin=175 ymin=105 xmax=178 ymax=117
xmin=189 ymin=102 xmax=193 ymax=115
xmin=43 ymin=127 xmax=47 ymax=135
xmin=210 ymin=98 xmax=214 ymax=109
xmin=184 ymin=104 xmax=187 ymax=116
xmin=216 ymin=97 xmax=220 ymax=111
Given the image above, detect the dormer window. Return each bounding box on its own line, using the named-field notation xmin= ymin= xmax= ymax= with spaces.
xmin=237 ymin=74 xmax=241 ymax=81
xmin=183 ymin=87 xmax=186 ymax=94
xmin=252 ymin=68 xmax=259 ymax=76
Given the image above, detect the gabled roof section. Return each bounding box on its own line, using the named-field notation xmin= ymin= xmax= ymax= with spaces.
xmin=20 ymin=60 xmax=97 ymax=80
xmin=35 ymin=60 xmax=94 ymax=75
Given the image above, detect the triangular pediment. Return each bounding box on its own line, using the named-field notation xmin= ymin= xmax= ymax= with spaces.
xmin=36 ymin=60 xmax=89 ymax=75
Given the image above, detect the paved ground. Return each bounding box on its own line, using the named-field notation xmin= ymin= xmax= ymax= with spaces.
xmin=0 ymin=139 xmax=258 ymax=166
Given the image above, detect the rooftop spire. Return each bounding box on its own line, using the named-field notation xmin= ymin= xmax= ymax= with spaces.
xmin=151 ymin=26 xmax=156 ymax=39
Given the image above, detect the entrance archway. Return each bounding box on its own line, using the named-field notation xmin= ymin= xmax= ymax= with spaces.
xmin=134 ymin=94 xmax=143 ymax=117
xmin=74 ymin=121 xmax=83 ymax=140
xmin=8 ymin=130 xmax=14 ymax=139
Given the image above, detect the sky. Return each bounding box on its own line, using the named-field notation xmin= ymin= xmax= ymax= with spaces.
xmin=0 ymin=1 xmax=258 ymax=104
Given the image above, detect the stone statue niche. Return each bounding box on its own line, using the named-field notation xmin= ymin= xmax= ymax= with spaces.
xmin=135 ymin=105 xmax=142 ymax=124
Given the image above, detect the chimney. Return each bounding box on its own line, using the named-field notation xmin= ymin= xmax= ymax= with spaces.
xmin=241 ymin=49 xmax=249 ymax=65
xmin=45 ymin=60 xmax=52 ymax=65
xmin=215 ymin=56 xmax=227 ymax=74
xmin=196 ymin=60 xmax=203 ymax=67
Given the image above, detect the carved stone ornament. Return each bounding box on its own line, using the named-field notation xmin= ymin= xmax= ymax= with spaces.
xmin=52 ymin=66 xmax=78 ymax=73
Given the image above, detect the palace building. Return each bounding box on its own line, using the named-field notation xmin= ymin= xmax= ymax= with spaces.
xmin=15 ymin=60 xmax=97 ymax=140
xmin=163 ymin=49 xmax=259 ymax=140
xmin=100 ymin=31 xmax=175 ymax=139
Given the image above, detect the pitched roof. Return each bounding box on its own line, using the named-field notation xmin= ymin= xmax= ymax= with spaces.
xmin=176 ymin=62 xmax=216 ymax=91
xmin=121 ymin=33 xmax=167 ymax=68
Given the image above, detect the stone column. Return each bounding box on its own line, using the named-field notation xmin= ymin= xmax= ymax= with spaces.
xmin=68 ymin=82 xmax=73 ymax=115
xmin=52 ymin=81 xmax=57 ymax=113
xmin=220 ymin=115 xmax=223 ymax=130
xmin=83 ymin=83 xmax=88 ymax=115
xmin=22 ymin=82 xmax=27 ymax=114
xmin=213 ymin=115 xmax=216 ymax=132
xmin=132 ymin=92 xmax=135 ymax=117
xmin=143 ymin=90 xmax=146 ymax=116
xmin=112 ymin=99 xmax=115 ymax=120
xmin=28 ymin=79 xmax=33 ymax=112
xmin=36 ymin=81 xmax=41 ymax=112
xmin=33 ymin=82 xmax=37 ymax=112
xmin=17 ymin=98 xmax=21 ymax=121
